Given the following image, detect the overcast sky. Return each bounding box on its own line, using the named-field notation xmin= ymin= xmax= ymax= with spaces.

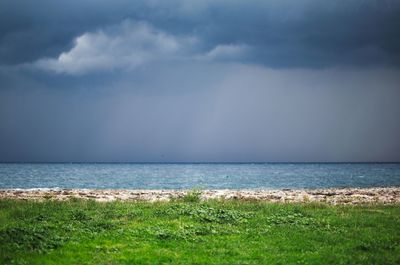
xmin=1 ymin=0 xmax=400 ymax=162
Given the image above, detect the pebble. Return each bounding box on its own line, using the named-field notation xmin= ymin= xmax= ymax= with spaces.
xmin=0 ymin=187 xmax=399 ymax=204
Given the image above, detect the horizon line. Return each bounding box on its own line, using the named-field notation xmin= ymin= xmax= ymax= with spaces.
xmin=1 ymin=161 xmax=400 ymax=164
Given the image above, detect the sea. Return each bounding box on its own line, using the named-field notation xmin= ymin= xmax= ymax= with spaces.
xmin=0 ymin=163 xmax=400 ymax=190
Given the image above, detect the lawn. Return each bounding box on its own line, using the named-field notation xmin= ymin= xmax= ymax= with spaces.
xmin=0 ymin=196 xmax=399 ymax=264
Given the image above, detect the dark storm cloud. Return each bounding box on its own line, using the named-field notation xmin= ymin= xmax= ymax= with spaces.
xmin=1 ymin=1 xmax=400 ymax=162
xmin=1 ymin=0 xmax=400 ymax=68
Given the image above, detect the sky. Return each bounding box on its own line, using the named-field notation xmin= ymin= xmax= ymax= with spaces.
xmin=0 ymin=0 xmax=400 ymax=162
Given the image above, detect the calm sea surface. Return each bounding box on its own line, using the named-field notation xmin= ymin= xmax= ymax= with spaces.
xmin=0 ymin=163 xmax=400 ymax=189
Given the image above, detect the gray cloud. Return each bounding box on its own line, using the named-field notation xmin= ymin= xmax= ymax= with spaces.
xmin=0 ymin=1 xmax=400 ymax=162
xmin=1 ymin=0 xmax=400 ymax=68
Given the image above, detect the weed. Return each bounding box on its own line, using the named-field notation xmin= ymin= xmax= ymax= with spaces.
xmin=138 ymin=224 xmax=221 ymax=241
xmin=70 ymin=209 xmax=91 ymax=222
xmin=182 ymin=189 xmax=202 ymax=203
xmin=266 ymin=210 xmax=317 ymax=226
xmin=163 ymin=204 xmax=252 ymax=224
xmin=33 ymin=213 xmax=48 ymax=222
xmin=0 ymin=227 xmax=66 ymax=253
xmin=87 ymin=220 xmax=116 ymax=233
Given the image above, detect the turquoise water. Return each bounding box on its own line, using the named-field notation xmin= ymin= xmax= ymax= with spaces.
xmin=0 ymin=163 xmax=400 ymax=189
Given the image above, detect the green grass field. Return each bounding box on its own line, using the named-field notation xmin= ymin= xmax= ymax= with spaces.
xmin=1 ymin=197 xmax=399 ymax=264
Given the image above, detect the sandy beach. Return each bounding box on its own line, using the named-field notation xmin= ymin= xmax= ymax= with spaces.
xmin=1 ymin=187 xmax=399 ymax=204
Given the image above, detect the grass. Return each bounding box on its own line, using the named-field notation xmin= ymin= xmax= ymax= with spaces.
xmin=0 ymin=199 xmax=399 ymax=264
xmin=181 ymin=189 xmax=202 ymax=203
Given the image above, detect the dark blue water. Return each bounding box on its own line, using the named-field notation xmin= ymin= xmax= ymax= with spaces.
xmin=0 ymin=163 xmax=400 ymax=189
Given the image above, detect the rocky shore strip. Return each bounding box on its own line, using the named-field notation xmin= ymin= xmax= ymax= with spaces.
xmin=1 ymin=187 xmax=399 ymax=204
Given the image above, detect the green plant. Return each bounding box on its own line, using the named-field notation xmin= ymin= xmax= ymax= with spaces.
xmin=162 ymin=204 xmax=252 ymax=224
xmin=182 ymin=189 xmax=202 ymax=203
xmin=0 ymin=199 xmax=399 ymax=265
xmin=265 ymin=209 xmax=317 ymax=226
xmin=70 ymin=209 xmax=91 ymax=222
xmin=0 ymin=227 xmax=66 ymax=253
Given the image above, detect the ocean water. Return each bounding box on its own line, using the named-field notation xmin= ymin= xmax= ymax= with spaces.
xmin=0 ymin=163 xmax=400 ymax=190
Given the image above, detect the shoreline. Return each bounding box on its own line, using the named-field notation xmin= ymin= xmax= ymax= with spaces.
xmin=1 ymin=187 xmax=399 ymax=204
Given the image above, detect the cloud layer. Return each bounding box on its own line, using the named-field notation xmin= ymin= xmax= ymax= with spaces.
xmin=1 ymin=0 xmax=399 ymax=68
xmin=0 ymin=0 xmax=400 ymax=162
